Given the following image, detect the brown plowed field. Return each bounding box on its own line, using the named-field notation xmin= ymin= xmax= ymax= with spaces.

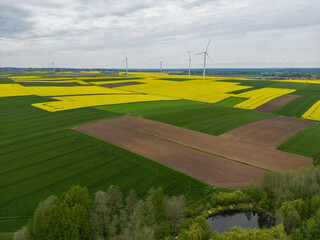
xmin=73 ymin=119 xmax=266 ymax=189
xmin=255 ymin=94 xmax=301 ymax=113
xmin=97 ymin=116 xmax=312 ymax=171
xmin=100 ymin=82 xmax=145 ymax=88
xmin=219 ymin=116 xmax=315 ymax=148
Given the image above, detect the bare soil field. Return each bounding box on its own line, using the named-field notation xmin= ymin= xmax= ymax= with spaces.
xmin=100 ymin=82 xmax=145 ymax=88
xmin=73 ymin=120 xmax=266 ymax=189
xmin=255 ymin=94 xmax=301 ymax=113
xmin=99 ymin=116 xmax=313 ymax=172
xmin=74 ymin=116 xmax=313 ymax=182
xmin=220 ymin=116 xmax=315 ymax=148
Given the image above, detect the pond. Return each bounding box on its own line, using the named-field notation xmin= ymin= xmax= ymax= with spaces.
xmin=207 ymin=210 xmax=276 ymax=234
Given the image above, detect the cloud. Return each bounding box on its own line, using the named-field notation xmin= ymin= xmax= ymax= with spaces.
xmin=0 ymin=4 xmax=32 ymax=37
xmin=0 ymin=0 xmax=319 ymax=68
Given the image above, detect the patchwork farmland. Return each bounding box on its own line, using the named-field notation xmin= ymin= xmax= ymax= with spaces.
xmin=1 ymin=71 xmax=320 ymax=234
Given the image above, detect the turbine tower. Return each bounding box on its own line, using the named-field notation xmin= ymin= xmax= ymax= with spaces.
xmin=188 ymin=51 xmax=192 ymax=77
xmin=195 ymin=39 xmax=212 ymax=80
xmin=122 ymin=51 xmax=128 ymax=75
xmin=51 ymin=60 xmax=55 ymax=72
xmin=159 ymin=60 xmax=163 ymax=75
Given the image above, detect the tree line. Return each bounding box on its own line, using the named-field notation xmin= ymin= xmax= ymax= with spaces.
xmin=13 ymin=166 xmax=320 ymax=240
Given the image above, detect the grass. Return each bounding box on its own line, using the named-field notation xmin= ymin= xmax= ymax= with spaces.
xmin=0 ymin=232 xmax=14 ymax=240
xmin=278 ymin=123 xmax=320 ymax=158
xmin=97 ymin=100 xmax=274 ymax=135
xmin=216 ymin=97 xmax=247 ymax=106
xmin=276 ymin=91 xmax=320 ymax=118
xmin=0 ymin=96 xmax=119 ymax=145
xmin=0 ymin=77 xmax=14 ymax=84
xmin=0 ymin=96 xmax=212 ymax=232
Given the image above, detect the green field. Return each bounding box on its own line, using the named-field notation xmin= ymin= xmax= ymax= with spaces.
xmin=223 ymin=79 xmax=320 ymax=94
xmin=216 ymin=97 xmax=247 ymax=106
xmin=276 ymin=90 xmax=320 ymax=118
xmin=0 ymin=96 xmax=212 ymax=232
xmin=97 ymin=100 xmax=274 ymax=135
xmin=0 ymin=78 xmax=14 ymax=84
xmin=278 ymin=123 xmax=320 ymax=158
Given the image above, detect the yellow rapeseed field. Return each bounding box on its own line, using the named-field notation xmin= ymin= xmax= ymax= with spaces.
xmin=32 ymin=94 xmax=178 ymax=112
xmin=234 ymin=88 xmax=296 ymax=109
xmin=0 ymin=85 xmax=131 ymax=97
xmin=119 ymin=79 xmax=252 ymax=103
xmin=302 ymin=100 xmax=320 ymax=121
xmin=0 ymin=84 xmax=32 ymax=97
xmin=2 ymin=73 xmax=319 ymax=121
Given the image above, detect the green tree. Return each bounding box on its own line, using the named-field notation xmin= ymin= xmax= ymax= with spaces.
xmin=106 ymin=185 xmax=124 ymax=215
xmin=187 ymin=223 xmax=205 ymax=240
xmin=27 ymin=195 xmax=57 ymax=240
xmin=13 ymin=226 xmax=29 ymax=240
xmin=126 ymin=189 xmax=138 ymax=215
xmin=151 ymin=187 xmax=165 ymax=223
xmin=165 ymin=195 xmax=186 ymax=235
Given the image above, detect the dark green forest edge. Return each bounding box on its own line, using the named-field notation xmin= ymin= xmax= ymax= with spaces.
xmin=8 ymin=166 xmax=320 ymax=240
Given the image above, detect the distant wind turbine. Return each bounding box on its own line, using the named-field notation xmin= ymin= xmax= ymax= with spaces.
xmin=195 ymin=39 xmax=212 ymax=80
xmin=159 ymin=59 xmax=163 ymax=75
xmin=122 ymin=51 xmax=128 ymax=75
xmin=188 ymin=51 xmax=192 ymax=77
xmin=51 ymin=60 xmax=55 ymax=72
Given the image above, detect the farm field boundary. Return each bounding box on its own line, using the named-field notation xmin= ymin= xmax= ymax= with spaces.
xmin=73 ymin=119 xmax=266 ymax=189
xmin=219 ymin=116 xmax=315 ymax=148
xmin=74 ymin=116 xmax=313 ymax=173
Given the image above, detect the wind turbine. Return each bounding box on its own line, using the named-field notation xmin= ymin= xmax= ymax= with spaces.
xmin=159 ymin=59 xmax=163 ymax=75
xmin=51 ymin=60 xmax=55 ymax=72
xmin=188 ymin=51 xmax=192 ymax=77
xmin=122 ymin=51 xmax=128 ymax=75
xmin=195 ymin=39 xmax=212 ymax=80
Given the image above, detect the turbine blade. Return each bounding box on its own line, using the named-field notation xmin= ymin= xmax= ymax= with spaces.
xmin=123 ymin=51 xmax=127 ymax=58
xmin=195 ymin=52 xmax=205 ymax=56
xmin=206 ymin=38 xmax=211 ymax=52
xmin=207 ymin=53 xmax=214 ymax=62
xmin=121 ymin=59 xmax=126 ymax=65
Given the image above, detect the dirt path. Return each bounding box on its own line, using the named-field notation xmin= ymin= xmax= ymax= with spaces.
xmin=219 ymin=116 xmax=315 ymax=148
xmin=255 ymin=94 xmax=301 ymax=113
xmin=73 ymin=120 xmax=266 ymax=189
xmin=100 ymin=116 xmax=313 ymax=172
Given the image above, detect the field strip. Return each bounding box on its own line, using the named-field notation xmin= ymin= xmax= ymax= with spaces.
xmin=219 ymin=116 xmax=315 ymax=148
xmin=255 ymin=94 xmax=301 ymax=113
xmin=73 ymin=121 xmax=265 ymax=189
xmin=88 ymin=116 xmax=313 ymax=172
xmin=100 ymin=81 xmax=145 ymax=88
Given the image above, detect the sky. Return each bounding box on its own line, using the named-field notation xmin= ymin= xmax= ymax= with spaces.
xmin=0 ymin=0 xmax=320 ymax=69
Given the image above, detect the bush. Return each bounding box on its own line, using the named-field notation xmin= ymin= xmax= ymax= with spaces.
xmin=211 ymin=191 xmax=250 ymax=206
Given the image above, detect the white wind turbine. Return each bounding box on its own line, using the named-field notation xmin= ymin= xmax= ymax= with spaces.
xmin=122 ymin=51 xmax=128 ymax=75
xmin=195 ymin=39 xmax=212 ymax=80
xmin=188 ymin=51 xmax=192 ymax=77
xmin=159 ymin=59 xmax=163 ymax=75
xmin=51 ymin=60 xmax=55 ymax=72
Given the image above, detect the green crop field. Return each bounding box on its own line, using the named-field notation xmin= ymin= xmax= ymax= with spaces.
xmin=216 ymin=97 xmax=247 ymax=106
xmin=278 ymin=123 xmax=320 ymax=158
xmin=223 ymin=79 xmax=320 ymax=94
xmin=276 ymin=90 xmax=320 ymax=118
xmin=0 ymin=96 xmax=212 ymax=232
xmin=97 ymin=100 xmax=274 ymax=135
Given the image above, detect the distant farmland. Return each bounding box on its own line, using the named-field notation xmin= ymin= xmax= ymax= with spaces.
xmin=1 ymin=71 xmax=319 ymax=232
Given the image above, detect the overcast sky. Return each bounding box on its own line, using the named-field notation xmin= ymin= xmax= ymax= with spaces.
xmin=1 ymin=0 xmax=319 ymax=68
